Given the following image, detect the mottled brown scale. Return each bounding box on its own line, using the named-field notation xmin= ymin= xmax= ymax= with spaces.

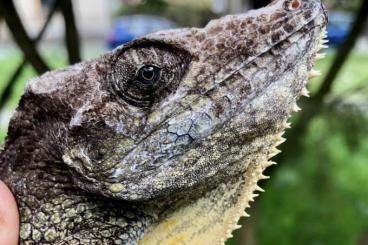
xmin=0 ymin=0 xmax=327 ymax=244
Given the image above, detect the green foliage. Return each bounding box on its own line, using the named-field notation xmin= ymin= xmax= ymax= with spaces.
xmin=0 ymin=48 xmax=67 ymax=143
xmin=324 ymin=0 xmax=362 ymax=12
xmin=116 ymin=0 xmax=218 ymax=27
xmin=254 ymin=50 xmax=368 ymax=245
xmin=258 ymin=114 xmax=368 ymax=245
xmin=309 ymin=51 xmax=368 ymax=95
xmin=118 ymin=0 xmax=169 ymax=16
xmin=0 ymin=50 xmax=67 ymax=107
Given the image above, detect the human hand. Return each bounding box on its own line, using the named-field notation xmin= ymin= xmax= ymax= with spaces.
xmin=0 ymin=181 xmax=19 ymax=245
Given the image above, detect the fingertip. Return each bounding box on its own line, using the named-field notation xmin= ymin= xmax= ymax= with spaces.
xmin=0 ymin=180 xmax=19 ymax=245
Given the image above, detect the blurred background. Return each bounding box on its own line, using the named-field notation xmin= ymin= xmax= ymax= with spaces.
xmin=0 ymin=0 xmax=367 ymax=244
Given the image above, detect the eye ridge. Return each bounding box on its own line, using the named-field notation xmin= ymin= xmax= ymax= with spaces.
xmin=137 ymin=65 xmax=161 ymax=85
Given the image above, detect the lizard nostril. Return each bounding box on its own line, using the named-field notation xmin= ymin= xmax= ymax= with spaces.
xmin=290 ymin=0 xmax=301 ymax=10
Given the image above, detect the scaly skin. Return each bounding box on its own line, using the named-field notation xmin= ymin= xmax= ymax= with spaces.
xmin=0 ymin=0 xmax=327 ymax=244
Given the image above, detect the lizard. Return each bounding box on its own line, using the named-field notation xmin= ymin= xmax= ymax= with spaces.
xmin=0 ymin=0 xmax=328 ymax=244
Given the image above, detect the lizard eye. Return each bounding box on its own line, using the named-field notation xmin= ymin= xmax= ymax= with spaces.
xmin=110 ymin=43 xmax=191 ymax=108
xmin=137 ymin=65 xmax=161 ymax=85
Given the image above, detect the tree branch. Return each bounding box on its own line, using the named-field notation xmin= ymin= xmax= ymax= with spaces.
xmin=59 ymin=0 xmax=81 ymax=64
xmin=315 ymin=0 xmax=368 ymax=103
xmin=0 ymin=0 xmax=60 ymax=110
xmin=0 ymin=0 xmax=50 ymax=74
xmin=278 ymin=0 xmax=368 ymax=161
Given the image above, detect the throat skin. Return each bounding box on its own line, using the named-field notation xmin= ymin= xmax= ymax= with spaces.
xmin=138 ymin=154 xmax=273 ymax=245
xmin=0 ymin=0 xmax=327 ymax=244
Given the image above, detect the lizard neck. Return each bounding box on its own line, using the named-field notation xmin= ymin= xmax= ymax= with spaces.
xmin=0 ymin=96 xmax=161 ymax=244
xmin=0 ymin=131 xmax=161 ymax=244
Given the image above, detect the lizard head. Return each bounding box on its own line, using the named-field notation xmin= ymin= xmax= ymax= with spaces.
xmin=24 ymin=0 xmax=327 ymax=201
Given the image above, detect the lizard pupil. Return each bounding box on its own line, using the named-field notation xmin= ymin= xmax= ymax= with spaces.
xmin=138 ymin=65 xmax=161 ymax=85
